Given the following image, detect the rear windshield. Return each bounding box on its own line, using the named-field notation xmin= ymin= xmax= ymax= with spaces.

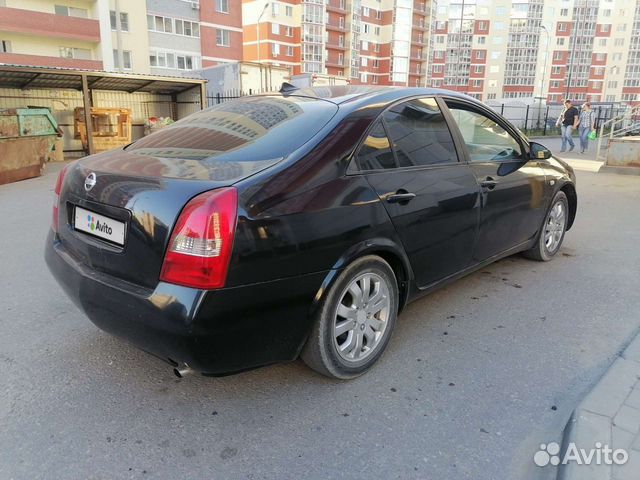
xmin=127 ymin=95 xmax=338 ymax=162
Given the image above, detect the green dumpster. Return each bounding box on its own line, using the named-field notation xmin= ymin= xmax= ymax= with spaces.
xmin=0 ymin=108 xmax=60 ymax=185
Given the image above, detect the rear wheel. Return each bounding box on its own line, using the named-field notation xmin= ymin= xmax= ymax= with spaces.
xmin=523 ymin=191 xmax=569 ymax=261
xmin=301 ymin=255 xmax=398 ymax=379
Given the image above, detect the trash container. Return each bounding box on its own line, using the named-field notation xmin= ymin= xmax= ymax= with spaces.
xmin=0 ymin=108 xmax=60 ymax=185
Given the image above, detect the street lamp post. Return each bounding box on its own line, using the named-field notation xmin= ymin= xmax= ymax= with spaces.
xmin=257 ymin=2 xmax=269 ymax=92
xmin=537 ymin=25 xmax=550 ymax=129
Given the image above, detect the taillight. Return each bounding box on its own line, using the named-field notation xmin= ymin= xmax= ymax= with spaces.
xmin=160 ymin=187 xmax=238 ymax=290
xmin=52 ymin=164 xmax=71 ymax=233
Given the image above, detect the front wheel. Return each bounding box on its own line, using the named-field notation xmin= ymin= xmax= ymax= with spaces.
xmin=523 ymin=191 xmax=569 ymax=261
xmin=301 ymin=255 xmax=398 ymax=379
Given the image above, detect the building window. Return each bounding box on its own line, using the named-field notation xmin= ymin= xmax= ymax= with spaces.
xmin=271 ymin=3 xmax=279 ymax=16
xmin=362 ymin=40 xmax=368 ymax=50
xmin=432 ymin=65 xmax=443 ymax=73
xmin=59 ymin=47 xmax=92 ymax=60
xmin=560 ymin=8 xmax=568 ymax=16
xmin=477 ymin=21 xmax=486 ymax=30
xmin=272 ymin=43 xmax=280 ymax=56
xmin=474 ymin=65 xmax=483 ymax=74
xmin=286 ymin=45 xmax=293 ymax=56
xmin=552 ymin=66 xmax=561 ymax=74
xmin=557 ymin=38 xmax=565 ymax=46
xmin=373 ymin=59 xmax=379 ymax=68
xmin=216 ymin=29 xmax=230 ymax=47
xmin=175 ymin=19 xmax=200 ymax=37
xmin=285 ymin=5 xmax=293 ymax=16
xmin=271 ymin=23 xmax=280 ymax=35
xmin=285 ymin=26 xmax=293 ymax=37
xmin=54 ymin=5 xmax=88 ymax=18
xmin=553 ymin=51 xmax=563 ymax=61
xmin=376 ymin=10 xmax=381 ymax=20
xmin=477 ymin=36 xmax=486 ymax=44
xmin=374 ymin=43 xmax=380 ymax=52
xmin=216 ymin=0 xmax=229 ymax=14
xmin=374 ymin=26 xmax=380 ymax=35
xmin=614 ymin=38 xmax=624 ymax=46
xmin=176 ymin=54 xmax=197 ymax=70
xmin=601 ymin=24 xmax=611 ymax=33
xmin=595 ymin=53 xmax=606 ymax=61
xmin=487 ymin=93 xmax=496 ymax=100
xmin=1 ymin=40 xmax=11 ymax=53
xmin=434 ymin=50 xmax=444 ymax=59
xmin=558 ymin=23 xmax=566 ymax=32
xmin=475 ymin=50 xmax=485 ymax=60
xmin=110 ymin=11 xmax=129 ymax=32
xmin=363 ymin=24 xmax=370 ymax=33
xmin=113 ymin=50 xmax=132 ymax=70
xmin=147 ymin=15 xmax=173 ymax=33
xmin=598 ymin=38 xmax=607 ymax=46
xmin=362 ymin=6 xmax=370 ymax=16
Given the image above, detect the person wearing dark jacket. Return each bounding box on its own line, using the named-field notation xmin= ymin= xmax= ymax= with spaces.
xmin=556 ymin=99 xmax=579 ymax=152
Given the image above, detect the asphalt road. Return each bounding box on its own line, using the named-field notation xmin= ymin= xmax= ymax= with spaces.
xmin=1 ymin=160 xmax=639 ymax=480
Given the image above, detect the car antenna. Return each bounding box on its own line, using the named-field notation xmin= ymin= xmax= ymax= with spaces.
xmin=279 ymin=82 xmax=299 ymax=95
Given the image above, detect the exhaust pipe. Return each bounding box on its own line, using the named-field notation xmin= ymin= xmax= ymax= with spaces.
xmin=173 ymin=364 xmax=193 ymax=378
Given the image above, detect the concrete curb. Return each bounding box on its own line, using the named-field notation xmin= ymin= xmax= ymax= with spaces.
xmin=598 ymin=165 xmax=640 ymax=176
xmin=558 ymin=332 xmax=640 ymax=480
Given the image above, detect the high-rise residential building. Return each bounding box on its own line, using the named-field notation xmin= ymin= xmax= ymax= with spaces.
xmin=0 ymin=0 xmax=243 ymax=75
xmin=146 ymin=0 xmax=204 ymax=75
xmin=241 ymin=0 xmax=433 ymax=86
xmin=0 ymin=0 xmax=110 ymax=70
xmin=431 ymin=0 xmax=640 ymax=105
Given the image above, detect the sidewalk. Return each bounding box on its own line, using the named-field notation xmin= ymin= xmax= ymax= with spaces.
xmin=559 ymin=331 xmax=640 ymax=480
xmin=529 ymin=136 xmax=604 ymax=173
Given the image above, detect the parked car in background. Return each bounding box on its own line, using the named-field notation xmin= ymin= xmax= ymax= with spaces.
xmin=46 ymin=86 xmax=577 ymax=379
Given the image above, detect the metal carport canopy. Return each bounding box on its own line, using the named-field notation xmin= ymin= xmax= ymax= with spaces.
xmin=0 ymin=64 xmax=208 ymax=154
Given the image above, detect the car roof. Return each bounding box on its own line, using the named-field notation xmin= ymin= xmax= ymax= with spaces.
xmin=269 ymin=85 xmax=479 ymax=106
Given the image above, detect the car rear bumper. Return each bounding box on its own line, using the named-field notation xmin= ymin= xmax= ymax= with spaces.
xmin=45 ymin=231 xmax=327 ymax=375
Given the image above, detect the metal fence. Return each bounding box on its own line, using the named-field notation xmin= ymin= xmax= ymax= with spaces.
xmin=486 ymin=102 xmax=630 ymax=137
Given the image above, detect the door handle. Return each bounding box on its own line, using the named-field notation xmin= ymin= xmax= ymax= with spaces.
xmin=480 ymin=177 xmax=498 ymax=190
xmin=386 ymin=191 xmax=416 ymax=204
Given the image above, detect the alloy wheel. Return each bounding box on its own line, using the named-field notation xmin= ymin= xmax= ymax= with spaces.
xmin=332 ymin=272 xmax=391 ymax=363
xmin=544 ymin=200 xmax=566 ymax=253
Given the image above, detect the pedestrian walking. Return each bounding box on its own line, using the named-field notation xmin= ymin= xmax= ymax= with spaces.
xmin=556 ymin=99 xmax=579 ymax=152
xmin=578 ymin=102 xmax=596 ymax=153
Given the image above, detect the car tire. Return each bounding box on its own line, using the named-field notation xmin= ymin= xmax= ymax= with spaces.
xmin=301 ymin=255 xmax=399 ymax=379
xmin=523 ymin=191 xmax=569 ymax=262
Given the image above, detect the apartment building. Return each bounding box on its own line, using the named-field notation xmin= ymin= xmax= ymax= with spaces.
xmin=431 ymin=0 xmax=640 ymax=105
xmin=0 ymin=0 xmax=110 ymax=70
xmin=242 ymin=0 xmax=433 ymax=86
xmin=0 ymin=0 xmax=243 ymax=76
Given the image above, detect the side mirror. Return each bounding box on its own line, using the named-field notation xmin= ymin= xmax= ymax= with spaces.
xmin=530 ymin=142 xmax=552 ymax=160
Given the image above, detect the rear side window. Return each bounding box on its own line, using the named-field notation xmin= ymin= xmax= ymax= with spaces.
xmin=382 ymin=98 xmax=458 ymax=167
xmin=355 ymin=120 xmax=396 ymax=170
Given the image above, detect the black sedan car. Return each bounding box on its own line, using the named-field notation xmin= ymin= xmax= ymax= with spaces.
xmin=46 ymin=86 xmax=577 ymax=379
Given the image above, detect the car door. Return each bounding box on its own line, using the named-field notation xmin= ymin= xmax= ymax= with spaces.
xmin=442 ymin=98 xmax=547 ymax=262
xmin=352 ymin=97 xmax=481 ymax=288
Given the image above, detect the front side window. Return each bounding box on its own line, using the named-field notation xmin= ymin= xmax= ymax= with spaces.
xmin=446 ymin=103 xmax=523 ymax=162
xmin=382 ymin=98 xmax=458 ymax=167
xmin=355 ymin=120 xmax=396 ymax=171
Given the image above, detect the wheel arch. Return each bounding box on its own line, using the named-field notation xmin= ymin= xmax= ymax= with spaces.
xmin=559 ymin=182 xmax=577 ymax=230
xmin=309 ymin=238 xmax=414 ymax=320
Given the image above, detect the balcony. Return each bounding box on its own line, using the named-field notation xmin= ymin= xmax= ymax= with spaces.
xmin=326 ymin=1 xmax=348 ymax=13
xmin=326 ymin=58 xmax=345 ymax=67
xmin=0 ymin=7 xmax=101 ymax=43
xmin=326 ymin=22 xmax=348 ymax=32
xmin=326 ymin=41 xmax=349 ymax=51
